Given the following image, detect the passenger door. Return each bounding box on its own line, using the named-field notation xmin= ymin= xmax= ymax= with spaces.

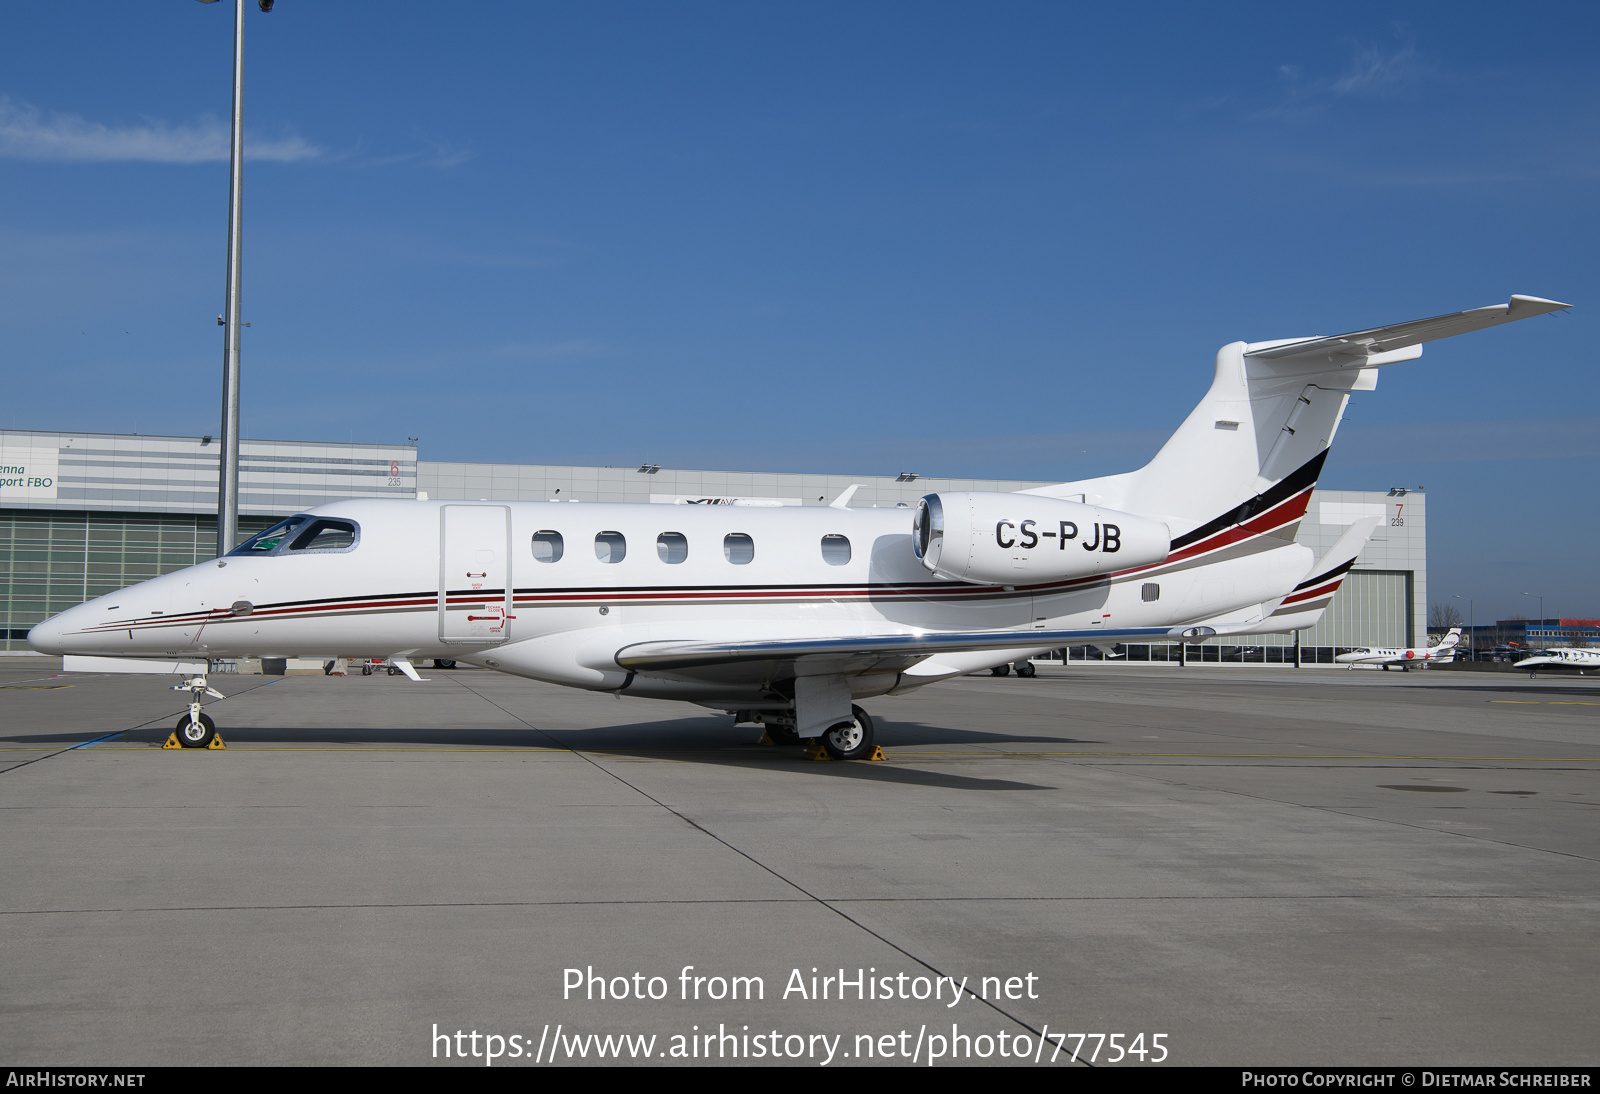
xmin=438 ymin=505 xmax=513 ymax=645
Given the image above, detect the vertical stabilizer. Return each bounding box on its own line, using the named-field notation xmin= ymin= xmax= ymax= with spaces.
xmin=1023 ymin=295 xmax=1568 ymax=553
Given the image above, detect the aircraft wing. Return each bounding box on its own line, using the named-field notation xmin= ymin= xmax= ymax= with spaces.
xmin=1245 ymin=295 xmax=1569 ymax=365
xmin=616 ymin=626 xmax=1188 ymax=673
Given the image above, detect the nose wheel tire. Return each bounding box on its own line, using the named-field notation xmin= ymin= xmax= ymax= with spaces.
xmin=174 ymin=712 xmax=216 ymax=749
xmin=820 ymin=705 xmax=876 ymax=761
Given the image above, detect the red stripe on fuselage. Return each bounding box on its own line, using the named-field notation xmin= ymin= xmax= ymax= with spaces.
xmin=79 ymin=485 xmax=1318 ymax=631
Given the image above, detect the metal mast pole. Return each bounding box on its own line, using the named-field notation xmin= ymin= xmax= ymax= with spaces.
xmin=216 ymin=0 xmax=245 ymax=558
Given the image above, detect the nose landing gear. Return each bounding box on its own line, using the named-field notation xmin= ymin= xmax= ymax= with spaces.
xmin=167 ymin=674 xmax=225 ymax=749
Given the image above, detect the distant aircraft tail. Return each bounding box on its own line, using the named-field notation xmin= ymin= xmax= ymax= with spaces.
xmin=1436 ymin=627 xmax=1464 ymax=651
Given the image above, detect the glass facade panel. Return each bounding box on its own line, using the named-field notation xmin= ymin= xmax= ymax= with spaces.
xmin=1 ymin=509 xmax=274 ymax=651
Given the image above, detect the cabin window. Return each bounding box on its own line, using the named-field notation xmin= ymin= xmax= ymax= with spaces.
xmin=657 ymin=532 xmax=688 ymax=564
xmin=531 ymin=530 xmax=564 ymax=563
xmin=1141 ymin=582 xmax=1160 ymax=602
xmin=287 ymin=519 xmax=358 ymax=553
xmin=821 ymin=534 xmax=851 ymax=565
xmin=228 ymin=516 xmax=307 ymax=556
xmin=595 ymin=531 xmax=626 ymax=563
xmin=723 ymin=532 xmax=754 ymax=565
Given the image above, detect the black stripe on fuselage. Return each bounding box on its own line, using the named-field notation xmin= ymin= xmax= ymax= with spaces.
xmin=1170 ymin=448 xmax=1329 ymax=551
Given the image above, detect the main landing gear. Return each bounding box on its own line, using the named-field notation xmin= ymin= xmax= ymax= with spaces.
xmin=819 ymin=706 xmax=876 ymax=761
xmin=990 ymin=661 xmax=1036 ymax=678
xmin=170 ymin=674 xmax=224 ymax=748
xmin=759 ymin=705 xmax=877 ymax=760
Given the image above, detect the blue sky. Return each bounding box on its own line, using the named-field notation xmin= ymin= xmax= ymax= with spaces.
xmin=1 ymin=2 xmax=1595 ymax=620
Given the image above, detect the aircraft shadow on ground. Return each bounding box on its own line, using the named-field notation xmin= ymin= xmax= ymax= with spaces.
xmin=64 ymin=715 xmax=1066 ymax=790
xmin=2 ymin=733 xmax=122 ymax=746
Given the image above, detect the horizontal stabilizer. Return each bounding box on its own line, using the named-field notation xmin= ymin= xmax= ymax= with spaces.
xmin=1245 ymin=295 xmax=1570 ymax=366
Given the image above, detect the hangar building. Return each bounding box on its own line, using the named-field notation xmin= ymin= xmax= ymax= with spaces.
xmin=1 ymin=428 xmax=1425 ymax=661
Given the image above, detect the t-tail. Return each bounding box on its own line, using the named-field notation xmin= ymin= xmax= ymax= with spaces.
xmin=1025 ymin=296 xmax=1569 ymax=557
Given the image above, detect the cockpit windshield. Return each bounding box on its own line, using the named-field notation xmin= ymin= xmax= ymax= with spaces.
xmin=228 ymin=516 xmax=309 ymax=556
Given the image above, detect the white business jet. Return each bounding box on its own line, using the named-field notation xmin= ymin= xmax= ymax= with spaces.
xmin=1514 ymin=648 xmax=1600 ymax=677
xmin=28 ymin=295 xmax=1569 ymax=756
xmin=1335 ymin=628 xmax=1463 ymax=671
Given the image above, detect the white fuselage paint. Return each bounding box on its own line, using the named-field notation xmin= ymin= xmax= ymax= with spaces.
xmin=1514 ymin=648 xmax=1600 ymax=674
xmin=27 ymin=497 xmax=1312 ymax=707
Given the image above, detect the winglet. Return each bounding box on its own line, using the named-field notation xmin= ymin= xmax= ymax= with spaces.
xmin=829 ymin=485 xmax=861 ymax=510
xmin=1259 ymin=515 xmax=1380 ymax=631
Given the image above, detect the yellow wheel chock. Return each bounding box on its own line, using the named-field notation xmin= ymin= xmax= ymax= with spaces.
xmin=802 ymin=741 xmax=886 ymax=762
xmin=162 ymin=732 xmax=226 ymax=750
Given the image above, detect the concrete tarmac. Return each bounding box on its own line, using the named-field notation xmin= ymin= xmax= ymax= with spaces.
xmin=2 ymin=656 xmax=1596 ymax=1067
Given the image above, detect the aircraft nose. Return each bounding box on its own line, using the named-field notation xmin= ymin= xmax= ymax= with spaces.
xmin=27 ymin=612 xmax=69 ymax=655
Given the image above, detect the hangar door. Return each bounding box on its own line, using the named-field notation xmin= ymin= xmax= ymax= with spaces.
xmin=438 ymin=504 xmax=514 ymax=645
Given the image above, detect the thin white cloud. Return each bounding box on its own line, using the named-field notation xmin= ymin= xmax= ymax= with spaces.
xmin=0 ymin=95 xmax=320 ymax=164
xmin=1331 ymin=43 xmax=1430 ymax=97
xmin=1260 ymin=39 xmax=1434 ymax=121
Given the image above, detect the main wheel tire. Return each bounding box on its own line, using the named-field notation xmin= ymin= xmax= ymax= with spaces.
xmin=387 ymin=665 xmax=400 ymax=676
xmin=764 ymin=722 xmax=802 ymax=746
xmin=990 ymin=663 xmax=1011 ymax=676
xmin=175 ymin=712 xmax=216 ymax=749
xmin=433 ymin=658 xmax=456 ymax=670
xmin=820 ymin=705 xmax=876 ymax=761
xmin=1016 ymin=661 xmax=1037 ymax=678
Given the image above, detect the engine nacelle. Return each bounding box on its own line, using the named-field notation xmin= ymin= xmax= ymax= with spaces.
xmin=912 ymin=492 xmax=1170 ymax=585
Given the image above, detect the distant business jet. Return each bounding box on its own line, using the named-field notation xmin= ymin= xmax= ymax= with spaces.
xmin=1335 ymin=628 xmax=1463 ymax=671
xmin=1514 ymin=648 xmax=1600 ymax=677
xmin=29 ymin=295 xmax=1569 ymax=756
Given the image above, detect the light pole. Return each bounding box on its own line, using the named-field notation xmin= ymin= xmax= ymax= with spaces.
xmin=1454 ymin=595 xmax=1473 ymax=662
xmin=1521 ymin=592 xmax=1545 ymax=651
xmin=197 ymin=0 xmax=273 ymax=557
